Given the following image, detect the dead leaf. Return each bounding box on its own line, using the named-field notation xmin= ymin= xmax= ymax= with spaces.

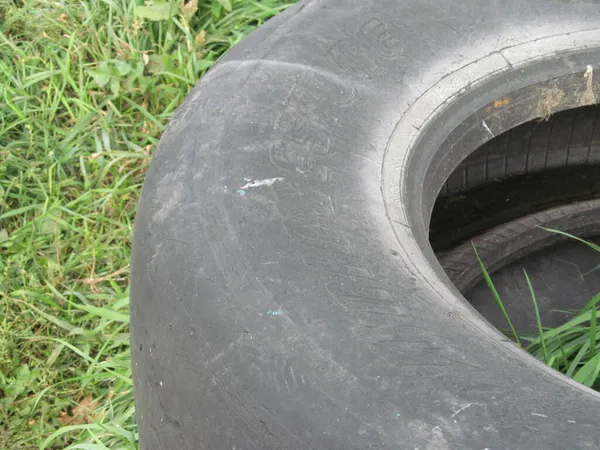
xmin=537 ymin=87 xmax=566 ymax=121
xmin=194 ymin=30 xmax=206 ymax=48
xmin=181 ymin=0 xmax=199 ymax=23
xmin=71 ymin=395 xmax=100 ymax=423
xmin=58 ymin=410 xmax=71 ymax=426
xmin=116 ymin=39 xmax=131 ymax=60
xmin=132 ymin=19 xmax=144 ymax=33
xmin=59 ymin=395 xmax=100 ymax=425
xmin=580 ymin=65 xmax=596 ymax=106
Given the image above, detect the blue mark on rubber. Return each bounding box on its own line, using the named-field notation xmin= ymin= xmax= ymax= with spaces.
xmin=266 ymin=310 xmax=286 ymax=316
xmin=236 ymin=189 xmax=246 ymax=196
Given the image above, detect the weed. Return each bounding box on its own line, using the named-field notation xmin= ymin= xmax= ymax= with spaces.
xmin=473 ymin=243 xmax=521 ymax=345
xmin=475 ymin=231 xmax=600 ymax=391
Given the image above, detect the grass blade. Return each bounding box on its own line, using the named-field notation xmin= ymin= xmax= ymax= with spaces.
xmin=541 ymin=227 xmax=600 ymax=253
xmin=523 ymin=270 xmax=548 ymax=364
xmin=566 ymin=341 xmax=591 ymax=378
xmin=590 ymin=299 xmax=598 ymax=360
xmin=573 ymin=352 xmax=600 ymax=387
xmin=472 ymin=243 xmax=521 ymax=346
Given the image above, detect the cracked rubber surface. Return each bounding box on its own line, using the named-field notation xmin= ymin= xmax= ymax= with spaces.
xmin=131 ymin=1 xmax=600 ymax=449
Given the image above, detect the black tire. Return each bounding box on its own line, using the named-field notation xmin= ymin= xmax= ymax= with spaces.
xmin=430 ymin=106 xmax=600 ymax=252
xmin=131 ymin=1 xmax=600 ymax=449
xmin=441 ymin=199 xmax=600 ymax=294
xmin=466 ymin=232 xmax=600 ymax=333
xmin=444 ymin=105 xmax=600 ymax=197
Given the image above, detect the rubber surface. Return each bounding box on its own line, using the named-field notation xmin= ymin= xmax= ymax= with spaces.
xmin=440 ymin=200 xmax=600 ymax=332
xmin=431 ymin=106 xmax=600 ymax=252
xmin=431 ymin=164 xmax=600 ymax=252
xmin=467 ymin=235 xmax=600 ymax=333
xmin=440 ymin=199 xmax=600 ymax=294
xmin=131 ymin=1 xmax=600 ymax=449
xmin=444 ymin=105 xmax=600 ymax=197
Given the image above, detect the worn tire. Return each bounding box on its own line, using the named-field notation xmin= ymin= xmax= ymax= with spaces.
xmin=430 ymin=106 xmax=600 ymax=252
xmin=131 ymin=1 xmax=600 ymax=449
xmin=441 ymin=199 xmax=600 ymax=294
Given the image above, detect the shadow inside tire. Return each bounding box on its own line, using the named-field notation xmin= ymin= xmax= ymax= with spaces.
xmin=431 ymin=105 xmax=600 ymax=333
xmin=467 ymin=236 xmax=600 ymax=333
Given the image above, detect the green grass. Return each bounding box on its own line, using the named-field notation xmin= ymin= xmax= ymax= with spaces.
xmin=475 ymin=231 xmax=600 ymax=391
xmin=0 ymin=0 xmax=292 ymax=447
xmin=473 ymin=243 xmax=521 ymax=346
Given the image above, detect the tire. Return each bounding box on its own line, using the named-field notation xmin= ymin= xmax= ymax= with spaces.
xmin=440 ymin=199 xmax=600 ymax=294
xmin=430 ymin=106 xmax=600 ymax=252
xmin=131 ymin=1 xmax=600 ymax=449
xmin=444 ymin=105 xmax=600 ymax=198
xmin=466 ymin=233 xmax=600 ymax=333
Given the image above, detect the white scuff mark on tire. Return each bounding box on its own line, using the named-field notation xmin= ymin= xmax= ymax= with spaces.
xmin=153 ymin=178 xmax=183 ymax=223
xmin=265 ymin=310 xmax=286 ymax=316
xmin=450 ymin=402 xmax=479 ymax=418
xmin=482 ymin=120 xmax=495 ymax=138
xmin=240 ymin=177 xmax=285 ymax=190
xmin=531 ymin=412 xmax=548 ymax=418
